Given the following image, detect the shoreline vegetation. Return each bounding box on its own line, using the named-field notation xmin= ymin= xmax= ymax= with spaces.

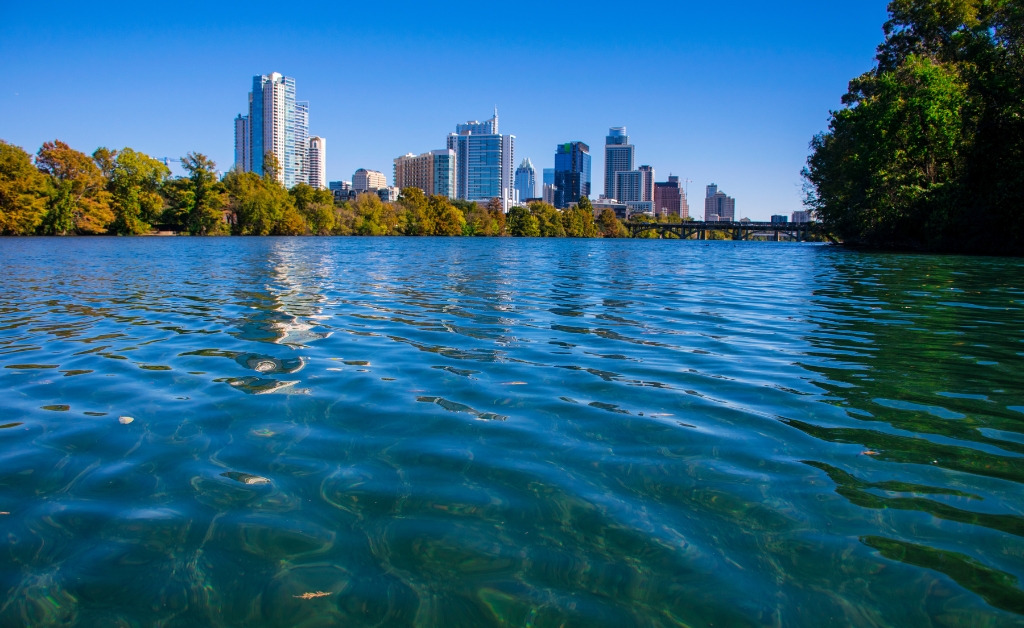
xmin=0 ymin=140 xmax=698 ymax=239
xmin=804 ymin=0 xmax=1024 ymax=256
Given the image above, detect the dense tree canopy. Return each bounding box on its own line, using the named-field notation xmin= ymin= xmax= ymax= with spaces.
xmin=804 ymin=0 xmax=1024 ymax=254
xmin=0 ymin=139 xmax=633 ymax=239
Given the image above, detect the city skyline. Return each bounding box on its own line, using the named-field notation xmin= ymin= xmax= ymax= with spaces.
xmin=0 ymin=1 xmax=892 ymax=221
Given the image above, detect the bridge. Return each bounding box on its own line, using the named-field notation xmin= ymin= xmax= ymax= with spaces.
xmin=625 ymin=220 xmax=821 ymax=241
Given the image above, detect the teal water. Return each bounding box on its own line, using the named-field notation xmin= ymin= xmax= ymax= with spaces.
xmin=1 ymin=237 xmax=1023 ymax=627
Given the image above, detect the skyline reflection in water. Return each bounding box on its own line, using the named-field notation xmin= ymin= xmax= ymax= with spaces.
xmin=0 ymin=237 xmax=1022 ymax=627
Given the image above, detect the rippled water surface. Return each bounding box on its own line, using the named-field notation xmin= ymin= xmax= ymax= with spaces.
xmin=1 ymin=237 xmax=1023 ymax=627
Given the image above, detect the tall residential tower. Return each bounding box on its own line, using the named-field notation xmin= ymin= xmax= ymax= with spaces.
xmin=233 ymin=72 xmax=325 ymax=188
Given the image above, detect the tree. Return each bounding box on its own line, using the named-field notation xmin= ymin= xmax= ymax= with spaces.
xmin=561 ymin=197 xmax=598 ymax=237
xmin=169 ymin=153 xmax=226 ymax=235
xmin=597 ymin=208 xmax=629 ymax=238
xmin=36 ymin=140 xmax=113 ymax=234
xmin=108 ymin=148 xmax=170 ymax=235
xmin=803 ymin=0 xmax=1024 ymax=254
xmin=508 ymin=204 xmax=540 ymax=237
xmin=352 ymin=192 xmax=397 ymax=235
xmin=290 ymin=183 xmax=335 ymax=235
xmin=0 ymin=141 xmax=47 ymax=235
xmin=396 ymin=187 xmax=431 ymax=235
xmin=426 ymin=195 xmax=466 ymax=235
xmin=529 ymin=202 xmax=564 ymax=237
xmin=92 ymin=147 xmax=118 ymax=179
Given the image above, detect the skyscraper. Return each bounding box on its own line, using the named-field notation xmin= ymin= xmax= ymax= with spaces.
xmin=307 ymin=137 xmax=326 ymax=190
xmin=542 ymin=168 xmax=556 ymax=204
xmin=554 ymin=142 xmax=592 ymax=209
xmin=704 ymin=184 xmax=736 ymax=221
xmin=447 ymin=110 xmax=516 ymax=211
xmin=234 ymin=72 xmax=324 ymax=188
xmin=515 ymin=158 xmax=537 ymax=201
xmin=233 ymin=114 xmax=249 ymax=172
xmin=605 ymin=127 xmax=635 ymax=200
xmin=654 ymin=175 xmax=689 ymax=219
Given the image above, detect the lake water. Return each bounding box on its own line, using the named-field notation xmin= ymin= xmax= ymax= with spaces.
xmin=1 ymin=237 xmax=1023 ymax=627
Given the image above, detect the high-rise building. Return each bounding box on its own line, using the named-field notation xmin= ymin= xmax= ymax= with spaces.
xmin=704 ymin=184 xmax=736 ymax=221
xmin=447 ymin=110 xmax=516 ymax=211
xmin=543 ymin=168 xmax=554 ymax=186
xmin=432 ymin=149 xmax=456 ymax=199
xmin=393 ymin=149 xmax=457 ymax=198
xmin=234 ymin=72 xmax=324 ymax=188
xmin=654 ymin=175 xmax=689 ymax=219
xmin=553 ymin=142 xmax=591 ymax=209
xmin=792 ymin=210 xmax=811 ymax=223
xmin=515 ymin=158 xmax=537 ymax=202
xmin=394 ymin=153 xmax=433 ymax=194
xmin=605 ymin=127 xmax=635 ymax=200
xmin=233 ymin=114 xmax=250 ymax=172
xmin=307 ymin=137 xmax=326 ymax=190
xmin=638 ymin=166 xmax=655 ymax=202
xmin=353 ymin=169 xmax=387 ymax=192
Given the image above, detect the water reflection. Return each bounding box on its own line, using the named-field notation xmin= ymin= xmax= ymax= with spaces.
xmin=0 ymin=238 xmax=1021 ymax=627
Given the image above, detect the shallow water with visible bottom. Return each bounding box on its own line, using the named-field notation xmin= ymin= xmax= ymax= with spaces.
xmin=1 ymin=237 xmax=1023 ymax=627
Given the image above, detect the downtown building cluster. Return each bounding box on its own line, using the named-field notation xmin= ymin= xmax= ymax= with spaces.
xmin=231 ymin=72 xmax=817 ymax=224
xmin=233 ymin=73 xmax=326 ymax=189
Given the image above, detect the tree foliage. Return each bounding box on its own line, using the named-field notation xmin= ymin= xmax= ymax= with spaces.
xmin=804 ymin=0 xmax=1024 ymax=254
xmin=108 ymin=148 xmax=170 ymax=235
xmin=37 ymin=140 xmax=113 ymax=234
xmin=0 ymin=141 xmax=47 ymax=235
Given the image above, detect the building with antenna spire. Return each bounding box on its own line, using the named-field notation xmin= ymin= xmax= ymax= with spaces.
xmin=447 ymin=109 xmax=516 ymax=210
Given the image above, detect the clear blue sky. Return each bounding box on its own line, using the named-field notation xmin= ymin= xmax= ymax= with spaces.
xmin=0 ymin=0 xmax=890 ymax=220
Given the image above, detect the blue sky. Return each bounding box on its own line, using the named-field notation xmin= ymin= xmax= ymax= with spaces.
xmin=0 ymin=0 xmax=890 ymax=220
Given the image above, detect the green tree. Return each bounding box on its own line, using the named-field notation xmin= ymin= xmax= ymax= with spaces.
xmin=169 ymin=153 xmax=226 ymax=235
xmin=508 ymin=204 xmax=539 ymax=237
xmin=352 ymin=192 xmax=397 ymax=235
xmin=529 ymin=202 xmax=564 ymax=237
xmin=803 ymin=0 xmax=1024 ymax=253
xmin=396 ymin=187 xmax=432 ymax=235
xmin=108 ymin=148 xmax=170 ymax=235
xmin=561 ymin=197 xmax=598 ymax=237
xmin=289 ymin=182 xmax=335 ymax=235
xmin=36 ymin=140 xmax=113 ymax=234
xmin=0 ymin=141 xmax=47 ymax=235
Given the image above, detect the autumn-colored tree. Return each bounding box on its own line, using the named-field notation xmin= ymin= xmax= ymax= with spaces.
xmin=597 ymin=208 xmax=629 ymax=238
xmin=0 ymin=141 xmax=47 ymax=235
xmin=463 ymin=200 xmax=507 ymax=236
xmin=36 ymin=140 xmax=113 ymax=234
xmin=108 ymin=148 xmax=170 ymax=235
xmin=425 ymin=195 xmax=466 ymax=236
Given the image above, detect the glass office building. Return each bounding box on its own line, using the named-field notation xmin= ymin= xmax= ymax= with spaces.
xmin=515 ymin=158 xmax=537 ymax=202
xmin=553 ymin=142 xmax=591 ymax=209
xmin=604 ymin=127 xmax=635 ymax=200
xmin=447 ymin=110 xmax=515 ymax=210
